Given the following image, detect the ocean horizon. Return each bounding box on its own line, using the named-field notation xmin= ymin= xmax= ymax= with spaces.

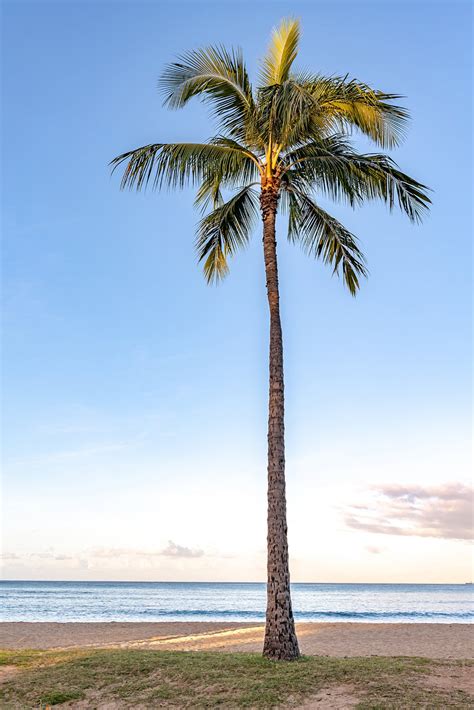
xmin=2 ymin=581 xmax=472 ymax=624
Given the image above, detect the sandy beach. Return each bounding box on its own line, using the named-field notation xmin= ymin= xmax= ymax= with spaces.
xmin=1 ymin=621 xmax=472 ymax=658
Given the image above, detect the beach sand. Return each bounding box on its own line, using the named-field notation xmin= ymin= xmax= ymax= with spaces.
xmin=1 ymin=622 xmax=472 ymax=658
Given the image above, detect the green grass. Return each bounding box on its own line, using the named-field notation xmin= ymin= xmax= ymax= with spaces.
xmin=0 ymin=649 xmax=472 ymax=708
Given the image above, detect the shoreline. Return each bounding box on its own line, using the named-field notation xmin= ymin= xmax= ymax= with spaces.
xmin=1 ymin=621 xmax=472 ymax=658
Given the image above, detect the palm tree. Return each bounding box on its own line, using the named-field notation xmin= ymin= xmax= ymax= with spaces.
xmin=111 ymin=18 xmax=430 ymax=660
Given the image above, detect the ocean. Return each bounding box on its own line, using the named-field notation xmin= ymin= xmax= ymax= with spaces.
xmin=1 ymin=581 xmax=472 ymax=623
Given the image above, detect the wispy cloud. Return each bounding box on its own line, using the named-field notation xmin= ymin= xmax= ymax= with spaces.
xmin=161 ymin=540 xmax=204 ymax=558
xmin=345 ymin=482 xmax=473 ymax=541
xmin=1 ymin=550 xmax=75 ymax=562
xmin=1 ymin=541 xmax=206 ymax=568
xmin=88 ymin=541 xmax=204 ymax=560
xmin=366 ymin=545 xmax=384 ymax=554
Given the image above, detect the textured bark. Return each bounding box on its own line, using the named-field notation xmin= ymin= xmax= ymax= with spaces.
xmin=261 ymin=179 xmax=300 ymax=661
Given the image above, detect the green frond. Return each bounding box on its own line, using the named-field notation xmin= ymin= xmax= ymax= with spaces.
xmin=282 ymin=134 xmax=351 ymax=169
xmin=295 ymin=74 xmax=410 ymax=148
xmin=281 ymin=135 xmax=364 ymax=206
xmin=344 ymin=153 xmax=432 ymax=222
xmin=196 ymin=186 xmax=259 ymax=282
xmin=286 ymin=189 xmax=368 ymax=295
xmin=210 ymin=136 xmax=262 ymax=169
xmin=256 ymin=80 xmax=317 ymax=150
xmin=110 ymin=141 xmax=258 ymax=191
xmin=260 ymin=18 xmax=300 ymax=87
xmin=194 ymin=173 xmax=224 ymax=214
xmin=159 ymin=46 xmax=255 ymax=140
xmin=193 ymin=137 xmax=262 ymax=213
xmin=280 ymin=139 xmax=431 ymax=221
xmin=255 ymin=74 xmax=408 ymax=153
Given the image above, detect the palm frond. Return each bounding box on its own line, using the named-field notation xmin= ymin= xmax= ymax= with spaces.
xmin=260 ymin=18 xmax=300 ymax=87
xmin=159 ymin=46 xmax=255 ymax=140
xmin=196 ymin=186 xmax=259 ymax=282
xmin=343 ymin=153 xmax=431 ymax=222
xmin=256 ymin=80 xmax=317 ymax=152
xmin=281 ymin=140 xmax=431 ymax=221
xmin=281 ymin=135 xmax=364 ymax=206
xmin=194 ymin=173 xmax=224 ymax=214
xmin=210 ymin=136 xmax=263 ymax=169
xmin=295 ymin=74 xmax=410 ymax=148
xmin=110 ymin=141 xmax=258 ymax=191
xmin=286 ymin=189 xmax=368 ymax=295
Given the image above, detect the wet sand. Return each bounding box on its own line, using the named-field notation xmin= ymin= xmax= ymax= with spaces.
xmin=0 ymin=622 xmax=472 ymax=658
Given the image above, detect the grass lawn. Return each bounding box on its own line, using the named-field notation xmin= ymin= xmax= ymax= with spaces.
xmin=0 ymin=648 xmax=472 ymax=708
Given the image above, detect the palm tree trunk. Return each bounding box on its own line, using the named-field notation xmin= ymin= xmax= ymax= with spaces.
xmin=261 ymin=180 xmax=300 ymax=661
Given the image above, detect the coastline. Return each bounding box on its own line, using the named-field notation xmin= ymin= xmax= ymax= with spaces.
xmin=1 ymin=621 xmax=472 ymax=658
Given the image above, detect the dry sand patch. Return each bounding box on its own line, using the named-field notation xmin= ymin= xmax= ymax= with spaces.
xmin=292 ymin=684 xmax=359 ymax=708
xmin=1 ymin=622 xmax=472 ymax=658
xmin=422 ymin=665 xmax=474 ymax=695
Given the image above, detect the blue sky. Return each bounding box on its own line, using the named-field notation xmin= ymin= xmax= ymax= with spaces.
xmin=2 ymin=1 xmax=472 ymax=582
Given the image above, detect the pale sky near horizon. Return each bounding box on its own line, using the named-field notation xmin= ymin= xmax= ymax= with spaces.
xmin=2 ymin=0 xmax=472 ymax=583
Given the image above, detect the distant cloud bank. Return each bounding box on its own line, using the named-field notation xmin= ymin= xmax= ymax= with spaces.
xmin=345 ymin=482 xmax=473 ymax=541
xmin=0 ymin=539 xmax=206 ymax=570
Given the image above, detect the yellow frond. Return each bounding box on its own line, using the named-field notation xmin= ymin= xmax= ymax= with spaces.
xmin=260 ymin=17 xmax=300 ymax=86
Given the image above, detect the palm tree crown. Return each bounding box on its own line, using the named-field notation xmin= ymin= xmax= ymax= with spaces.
xmin=112 ymin=18 xmax=430 ymax=294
